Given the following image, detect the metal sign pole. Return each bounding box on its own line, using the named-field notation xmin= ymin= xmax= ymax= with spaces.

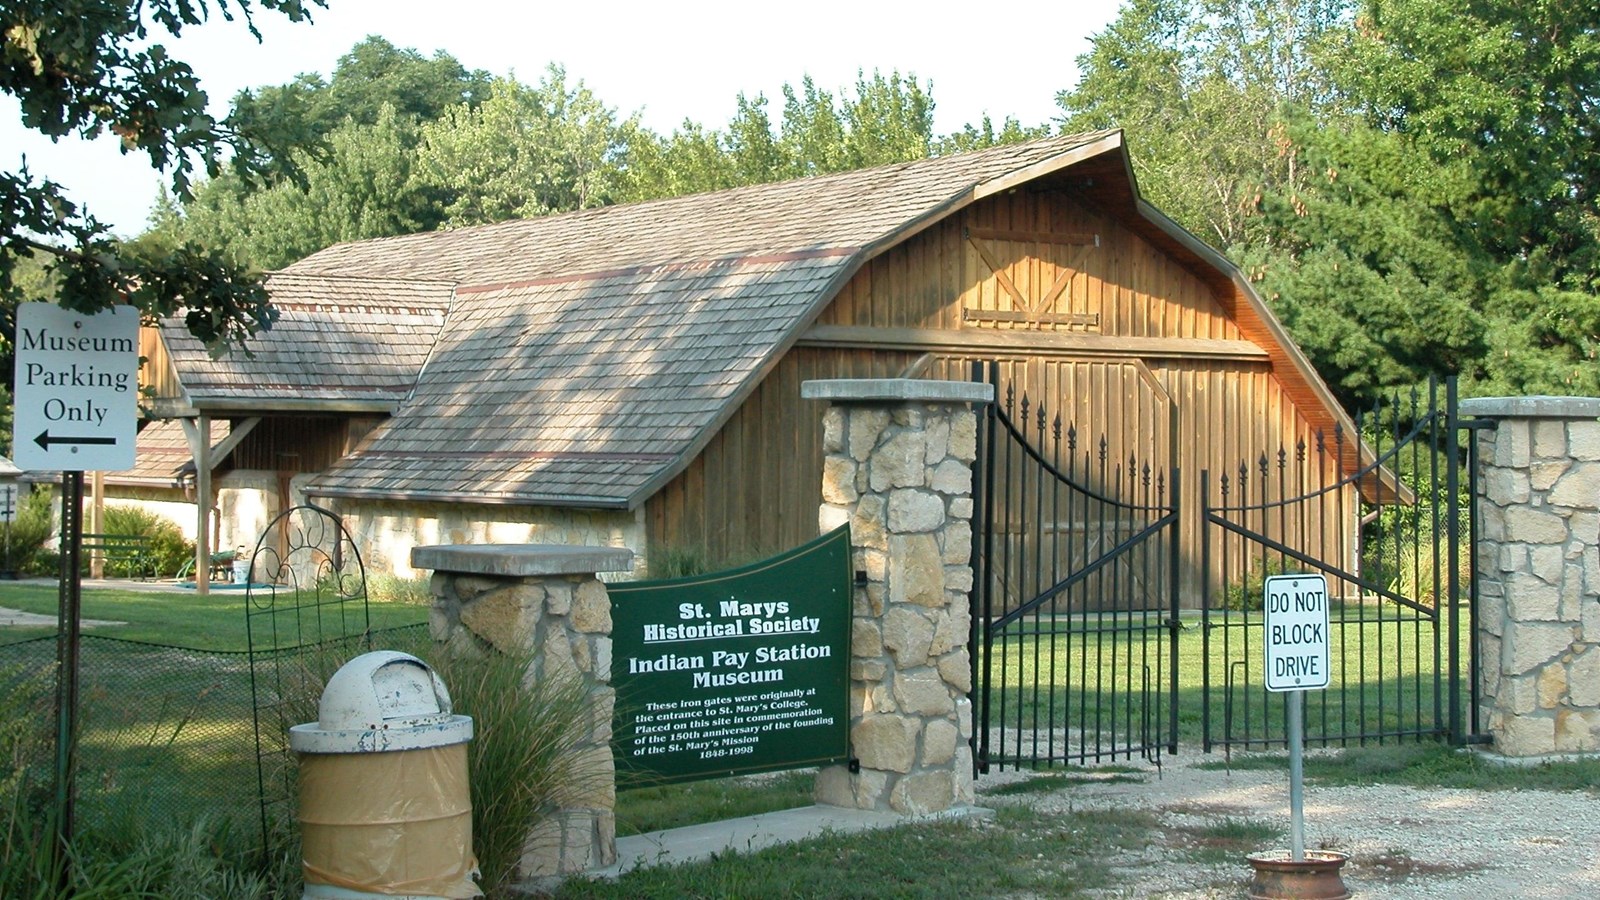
xmin=1288 ymin=688 xmax=1305 ymax=862
xmin=53 ymin=470 xmax=85 ymax=888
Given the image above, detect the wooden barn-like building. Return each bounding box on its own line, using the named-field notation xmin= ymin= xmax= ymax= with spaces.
xmin=135 ymin=130 xmax=1358 ymax=600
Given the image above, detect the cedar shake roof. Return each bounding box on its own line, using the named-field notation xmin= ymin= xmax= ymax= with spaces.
xmin=156 ymin=130 xmax=1350 ymax=509
xmin=294 ymin=132 xmax=1129 ymax=508
xmin=159 ymin=274 xmax=452 ymax=411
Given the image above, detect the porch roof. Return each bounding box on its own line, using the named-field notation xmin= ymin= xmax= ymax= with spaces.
xmin=158 ymin=273 xmax=452 ymax=412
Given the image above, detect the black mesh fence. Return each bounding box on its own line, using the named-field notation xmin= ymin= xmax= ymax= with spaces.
xmin=0 ymin=624 xmax=428 ymax=848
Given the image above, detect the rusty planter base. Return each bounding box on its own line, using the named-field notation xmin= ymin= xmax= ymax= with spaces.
xmin=1245 ymin=850 xmax=1350 ymax=900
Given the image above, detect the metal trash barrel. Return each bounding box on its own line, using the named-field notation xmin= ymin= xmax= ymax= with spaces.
xmin=289 ymin=651 xmax=479 ymax=899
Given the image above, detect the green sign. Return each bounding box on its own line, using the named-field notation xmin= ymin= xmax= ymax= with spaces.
xmin=610 ymin=526 xmax=852 ymax=785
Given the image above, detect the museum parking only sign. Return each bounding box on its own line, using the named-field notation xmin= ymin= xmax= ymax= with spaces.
xmin=609 ymin=526 xmax=852 ymax=785
xmin=1263 ymin=573 xmax=1331 ymax=692
xmin=12 ymin=303 xmax=139 ymax=472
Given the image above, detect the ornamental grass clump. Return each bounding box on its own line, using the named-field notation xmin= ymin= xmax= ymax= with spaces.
xmin=420 ymin=643 xmax=602 ymax=896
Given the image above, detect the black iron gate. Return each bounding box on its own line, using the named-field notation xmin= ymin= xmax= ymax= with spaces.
xmin=970 ymin=362 xmax=1180 ymax=771
xmin=1200 ymin=377 xmax=1478 ymax=750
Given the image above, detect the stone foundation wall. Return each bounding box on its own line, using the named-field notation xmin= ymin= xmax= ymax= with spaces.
xmin=413 ymin=544 xmax=632 ymax=878
xmin=1464 ymin=397 xmax=1600 ymax=756
xmin=338 ymin=499 xmax=646 ymax=580
xmin=802 ymin=379 xmax=991 ymax=815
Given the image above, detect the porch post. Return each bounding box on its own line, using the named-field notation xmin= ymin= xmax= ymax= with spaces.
xmin=1461 ymin=396 xmax=1600 ymax=757
xmin=411 ymin=543 xmax=632 ymax=878
xmin=802 ymin=378 xmax=993 ymax=814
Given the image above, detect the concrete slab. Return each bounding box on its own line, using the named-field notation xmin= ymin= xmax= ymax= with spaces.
xmin=595 ymin=803 xmax=992 ymax=879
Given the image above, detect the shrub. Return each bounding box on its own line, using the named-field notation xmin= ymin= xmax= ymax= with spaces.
xmin=647 ymin=542 xmax=771 ymax=580
xmin=366 ymin=572 xmax=432 ymax=605
xmin=101 ymin=506 xmax=193 ymax=578
xmin=3 ymin=487 xmax=54 ymax=575
xmin=1220 ymin=557 xmax=1291 ymax=611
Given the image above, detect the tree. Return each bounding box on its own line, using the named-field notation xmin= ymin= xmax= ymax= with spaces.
xmin=166 ymin=105 xmax=439 ymax=268
xmin=228 ymin=35 xmax=492 ymax=179
xmin=2 ymin=0 xmax=325 ymax=355
xmin=935 ymin=114 xmax=1051 ymax=154
xmin=1331 ymin=0 xmax=1600 ymax=394
xmin=416 ymin=68 xmax=634 ymax=228
xmin=1061 ymin=0 xmax=1599 ymax=402
xmin=1240 ymin=114 xmax=1488 ymax=402
xmin=620 ymin=70 xmax=938 ymax=202
xmin=1060 ymin=0 xmax=1352 ymax=248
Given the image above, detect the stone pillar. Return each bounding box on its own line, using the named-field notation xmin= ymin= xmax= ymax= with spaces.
xmin=1462 ymin=397 xmax=1600 ymax=757
xmin=800 ymin=378 xmax=993 ymax=814
xmin=411 ymin=543 xmax=633 ymax=877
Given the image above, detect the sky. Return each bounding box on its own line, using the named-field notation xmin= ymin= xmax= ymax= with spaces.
xmin=4 ymin=0 xmax=1126 ymax=237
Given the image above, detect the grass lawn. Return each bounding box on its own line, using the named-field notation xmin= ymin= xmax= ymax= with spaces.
xmin=0 ymin=579 xmax=428 ymax=649
xmin=556 ymin=803 xmax=1165 ymax=899
xmin=0 ymin=577 xmax=432 ymax=838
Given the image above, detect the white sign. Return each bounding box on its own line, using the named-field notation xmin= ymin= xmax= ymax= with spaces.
xmin=0 ymin=483 xmax=15 ymax=523
xmin=1263 ymin=573 xmax=1331 ymax=692
xmin=12 ymin=303 xmax=139 ymax=472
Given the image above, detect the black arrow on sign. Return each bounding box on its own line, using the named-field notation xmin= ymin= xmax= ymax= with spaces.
xmin=34 ymin=430 xmax=117 ymax=451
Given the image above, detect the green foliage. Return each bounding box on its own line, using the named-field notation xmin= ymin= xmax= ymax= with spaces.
xmin=1061 ymin=0 xmax=1352 ymax=248
xmin=169 ymin=105 xmax=440 ymax=269
xmin=100 ymin=505 xmax=192 ymax=578
xmin=619 ymin=70 xmax=938 ymax=202
xmin=1238 ymin=114 xmax=1488 ymax=403
xmin=557 ymin=804 xmax=1159 ymax=899
xmin=1220 ymin=556 xmax=1291 ymax=611
xmin=1301 ymin=743 xmax=1600 ymax=792
xmin=1 ymin=0 xmax=318 ymax=355
xmin=419 ymin=643 xmax=602 ymax=895
xmin=645 ymin=542 xmax=774 ymax=580
xmin=228 ymin=35 xmax=493 ymax=179
xmin=417 ymin=69 xmax=634 ymax=228
xmin=1061 ymin=0 xmax=1600 ymax=404
xmin=364 ymin=571 xmax=432 ymax=605
xmin=935 ymin=114 xmax=1052 ymax=154
xmin=4 ymin=486 xmax=53 ymax=575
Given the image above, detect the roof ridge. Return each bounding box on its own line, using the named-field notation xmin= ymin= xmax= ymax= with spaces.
xmin=289 ymin=130 xmax=1118 ymax=268
xmin=265 ymin=271 xmax=460 ymax=287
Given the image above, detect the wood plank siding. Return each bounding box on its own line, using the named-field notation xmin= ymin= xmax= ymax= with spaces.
xmin=227 ymin=415 xmax=385 ymax=474
xmin=647 ymin=187 xmax=1350 ymax=603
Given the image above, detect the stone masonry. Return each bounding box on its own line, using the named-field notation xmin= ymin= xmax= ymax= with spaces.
xmin=411 ymin=543 xmax=633 ymax=878
xmin=800 ymin=378 xmax=993 ymax=814
xmin=1463 ymin=397 xmax=1600 ymax=757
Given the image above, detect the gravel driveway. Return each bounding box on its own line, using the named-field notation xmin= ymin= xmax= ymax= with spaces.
xmin=981 ymin=751 xmax=1600 ymax=898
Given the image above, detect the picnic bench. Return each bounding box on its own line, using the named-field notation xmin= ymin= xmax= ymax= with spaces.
xmin=82 ymin=533 xmax=156 ymax=580
xmin=174 ymin=549 xmax=238 ymax=583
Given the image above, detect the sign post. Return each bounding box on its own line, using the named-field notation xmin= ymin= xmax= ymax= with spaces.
xmin=1263 ymin=572 xmax=1330 ymax=861
xmin=11 ymin=303 xmax=139 ymax=883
